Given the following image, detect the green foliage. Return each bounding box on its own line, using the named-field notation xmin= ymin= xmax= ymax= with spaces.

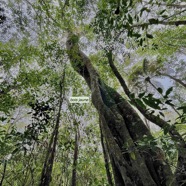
xmin=137 ymin=26 xmax=186 ymax=56
xmin=128 ymin=63 xmax=144 ymax=83
xmin=138 ymin=132 xmax=177 ymax=171
xmin=133 ymin=86 xmax=182 ymax=122
xmin=176 ymin=105 xmax=186 ymax=124
xmin=0 ymin=0 xmax=186 ymax=185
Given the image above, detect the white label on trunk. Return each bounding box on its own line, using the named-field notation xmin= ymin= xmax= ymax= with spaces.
xmin=69 ymin=97 xmax=89 ymax=103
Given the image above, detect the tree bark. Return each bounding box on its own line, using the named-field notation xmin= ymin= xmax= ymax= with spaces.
xmin=100 ymin=118 xmax=114 ymax=186
xmin=0 ymin=160 xmax=7 ymax=186
xmin=40 ymin=73 xmax=65 ymax=186
xmin=66 ymin=34 xmax=176 ymax=186
xmin=71 ymin=126 xmax=79 ymax=186
xmin=106 ymin=51 xmax=186 ymax=185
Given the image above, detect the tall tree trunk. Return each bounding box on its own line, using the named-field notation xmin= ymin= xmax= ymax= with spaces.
xmin=0 ymin=160 xmax=7 ymax=186
xmin=40 ymin=73 xmax=65 ymax=186
xmin=66 ymin=34 xmax=176 ymax=186
xmin=71 ymin=125 xmax=79 ymax=186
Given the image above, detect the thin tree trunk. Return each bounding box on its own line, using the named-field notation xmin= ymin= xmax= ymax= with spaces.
xmin=71 ymin=125 xmax=79 ymax=186
xmin=66 ymin=33 xmax=176 ymax=185
xmin=0 ymin=160 xmax=7 ymax=186
xmin=40 ymin=71 xmax=65 ymax=186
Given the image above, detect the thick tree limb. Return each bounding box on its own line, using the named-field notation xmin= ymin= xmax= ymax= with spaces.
xmin=106 ymin=51 xmax=185 ymax=144
xmin=106 ymin=50 xmax=186 ymax=184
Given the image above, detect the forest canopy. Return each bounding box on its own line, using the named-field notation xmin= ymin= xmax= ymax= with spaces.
xmin=0 ymin=0 xmax=186 ymax=186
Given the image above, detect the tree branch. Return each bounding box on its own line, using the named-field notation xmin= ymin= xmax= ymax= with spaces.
xmin=160 ymin=73 xmax=186 ymax=88
xmin=161 ymin=3 xmax=186 ymax=9
xmin=128 ymin=20 xmax=186 ymax=28
xmin=106 ymin=50 xmax=186 ymax=146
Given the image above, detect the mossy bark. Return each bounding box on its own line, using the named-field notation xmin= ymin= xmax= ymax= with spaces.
xmin=66 ymin=34 xmax=176 ymax=186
